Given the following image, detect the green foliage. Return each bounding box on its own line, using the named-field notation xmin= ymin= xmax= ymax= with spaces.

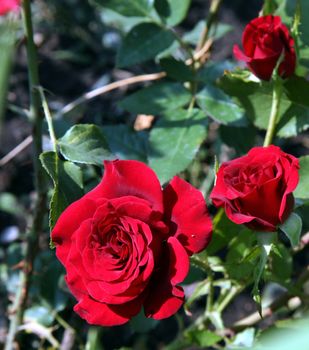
xmin=58 ymin=124 xmax=113 ymax=166
xmin=197 ymin=85 xmax=245 ymax=125
xmin=154 ymin=0 xmax=191 ymax=26
xmin=103 ymin=125 xmax=149 ymax=162
xmin=294 ymin=155 xmax=309 ymax=199
xmin=218 ymin=73 xmax=309 ymax=137
xmin=160 ymin=57 xmax=195 ymax=82
xmin=148 ymin=108 xmax=207 ymax=183
xmin=119 ymin=82 xmax=191 ymax=114
xmin=40 ymin=151 xmax=84 ymax=229
xmin=0 ymin=20 xmax=18 ymax=124
xmin=252 ymin=233 xmax=274 ymax=311
xmin=185 ymin=329 xmax=222 ymax=347
xmin=279 ymin=212 xmax=302 ymax=248
xmin=117 ymin=23 xmax=175 ymax=67
xmin=93 ymin=0 xmax=154 ymax=17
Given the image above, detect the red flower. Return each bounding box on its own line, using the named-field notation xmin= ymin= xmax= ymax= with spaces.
xmin=233 ymin=15 xmax=296 ymax=81
xmin=210 ymin=146 xmax=299 ymax=232
xmin=0 ymin=0 xmax=20 ymax=16
xmin=52 ymin=160 xmax=212 ymax=326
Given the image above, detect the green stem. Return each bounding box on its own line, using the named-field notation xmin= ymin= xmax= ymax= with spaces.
xmin=216 ymin=285 xmax=243 ymax=313
xmin=5 ymin=1 xmax=46 ymax=349
xmin=196 ymin=0 xmax=222 ymax=52
xmin=38 ymin=87 xmax=58 ymax=152
xmin=263 ymin=77 xmax=283 ymax=146
xmin=190 ymin=256 xmax=214 ymax=314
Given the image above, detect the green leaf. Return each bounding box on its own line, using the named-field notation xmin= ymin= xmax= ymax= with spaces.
xmin=197 ymin=85 xmax=245 ymax=125
xmin=183 ymin=20 xmax=232 ymax=45
xmin=116 ymin=23 xmax=175 ymax=68
xmin=160 ymin=57 xmax=194 ymax=82
xmin=279 ymin=212 xmax=302 ymax=248
xmin=148 ymin=108 xmax=207 ymax=183
xmin=102 ymin=125 xmax=148 ymax=162
xmin=93 ymin=0 xmax=154 ymax=17
xmin=155 ymin=0 xmax=191 ymax=26
xmin=294 ymin=156 xmax=309 ymax=199
xmin=0 ymin=20 xmax=18 ymax=122
xmin=220 ymin=124 xmax=257 ymax=154
xmin=219 ymin=73 xmax=309 ymax=137
xmin=266 ymin=243 xmax=292 ymax=284
xmin=185 ymin=329 xmax=222 ymax=347
xmin=58 ymin=124 xmax=113 ymax=166
xmin=119 ymin=82 xmax=191 ymax=114
xmin=0 ymin=193 xmax=23 ymax=216
xmin=252 ymin=233 xmax=274 ymax=313
xmin=40 ymin=151 xmax=83 ymax=229
xmin=130 ymin=312 xmax=158 ymax=333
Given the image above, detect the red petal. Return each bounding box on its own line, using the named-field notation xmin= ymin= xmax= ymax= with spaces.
xmin=144 ymin=284 xmax=184 ymax=320
xmin=233 ymin=45 xmax=250 ymax=62
xmin=167 ymin=236 xmax=189 ymax=285
xmin=52 ymin=198 xmax=97 ymax=265
xmin=74 ymin=295 xmax=142 ymax=326
xmin=86 ymin=160 xmax=163 ymax=213
xmin=163 ymin=176 xmax=212 ymax=255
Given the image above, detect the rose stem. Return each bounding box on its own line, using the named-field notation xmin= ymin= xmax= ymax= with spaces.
xmin=196 ymin=0 xmax=222 ymax=53
xmin=5 ymin=0 xmax=46 ymax=349
xmin=263 ymin=76 xmax=283 ymax=147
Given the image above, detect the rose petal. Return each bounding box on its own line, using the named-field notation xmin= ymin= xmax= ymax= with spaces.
xmin=74 ymin=295 xmax=142 ymax=326
xmin=163 ymin=176 xmax=212 ymax=255
xmin=144 ymin=284 xmax=184 ymax=320
xmin=52 ymin=198 xmax=97 ymax=265
xmin=87 ymin=160 xmax=164 ymax=213
xmin=233 ymin=45 xmax=251 ymax=63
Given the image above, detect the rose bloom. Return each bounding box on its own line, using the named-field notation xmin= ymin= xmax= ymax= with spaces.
xmin=0 ymin=0 xmax=20 ymax=16
xmin=210 ymin=146 xmax=299 ymax=232
xmin=233 ymin=15 xmax=296 ymax=81
xmin=52 ymin=160 xmax=212 ymax=326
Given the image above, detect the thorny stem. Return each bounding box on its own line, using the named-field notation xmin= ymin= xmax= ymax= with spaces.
xmin=5 ymin=1 xmax=46 ymax=349
xmin=263 ymin=76 xmax=283 ymax=146
xmin=190 ymin=255 xmax=214 ymax=315
xmin=196 ymin=0 xmax=222 ymax=54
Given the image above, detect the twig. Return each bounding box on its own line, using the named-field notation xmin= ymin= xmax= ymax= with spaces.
xmin=232 ymin=265 xmax=309 ymax=330
xmin=5 ymin=1 xmax=46 ymax=348
xmin=0 ymin=135 xmax=33 ymax=167
xmin=233 ymin=296 xmax=301 ymax=330
xmin=196 ymin=0 xmax=222 ymax=52
xmin=58 ymin=72 xmax=166 ymax=117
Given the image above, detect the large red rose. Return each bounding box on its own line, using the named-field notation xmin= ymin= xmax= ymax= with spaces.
xmin=210 ymin=146 xmax=299 ymax=232
xmin=233 ymin=15 xmax=296 ymax=81
xmin=0 ymin=0 xmax=20 ymax=16
xmin=52 ymin=160 xmax=212 ymax=326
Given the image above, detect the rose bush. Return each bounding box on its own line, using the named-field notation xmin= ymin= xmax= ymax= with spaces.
xmin=0 ymin=0 xmax=20 ymax=16
xmin=52 ymin=160 xmax=212 ymax=326
xmin=210 ymin=146 xmax=299 ymax=232
xmin=233 ymin=15 xmax=296 ymax=80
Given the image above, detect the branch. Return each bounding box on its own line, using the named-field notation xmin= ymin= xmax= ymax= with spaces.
xmin=232 ymin=265 xmax=309 ymax=330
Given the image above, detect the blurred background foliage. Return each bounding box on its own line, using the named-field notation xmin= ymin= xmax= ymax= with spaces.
xmin=0 ymin=0 xmax=309 ymax=349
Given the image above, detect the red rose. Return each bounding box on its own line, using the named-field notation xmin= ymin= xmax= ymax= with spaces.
xmin=52 ymin=160 xmax=212 ymax=326
xmin=0 ymin=0 xmax=20 ymax=16
xmin=210 ymin=146 xmax=299 ymax=232
xmin=233 ymin=15 xmax=296 ymax=81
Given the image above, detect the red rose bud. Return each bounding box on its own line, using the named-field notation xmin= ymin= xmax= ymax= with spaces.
xmin=52 ymin=160 xmax=212 ymax=326
xmin=0 ymin=0 xmax=20 ymax=16
xmin=210 ymin=146 xmax=299 ymax=232
xmin=233 ymin=15 xmax=296 ymax=81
